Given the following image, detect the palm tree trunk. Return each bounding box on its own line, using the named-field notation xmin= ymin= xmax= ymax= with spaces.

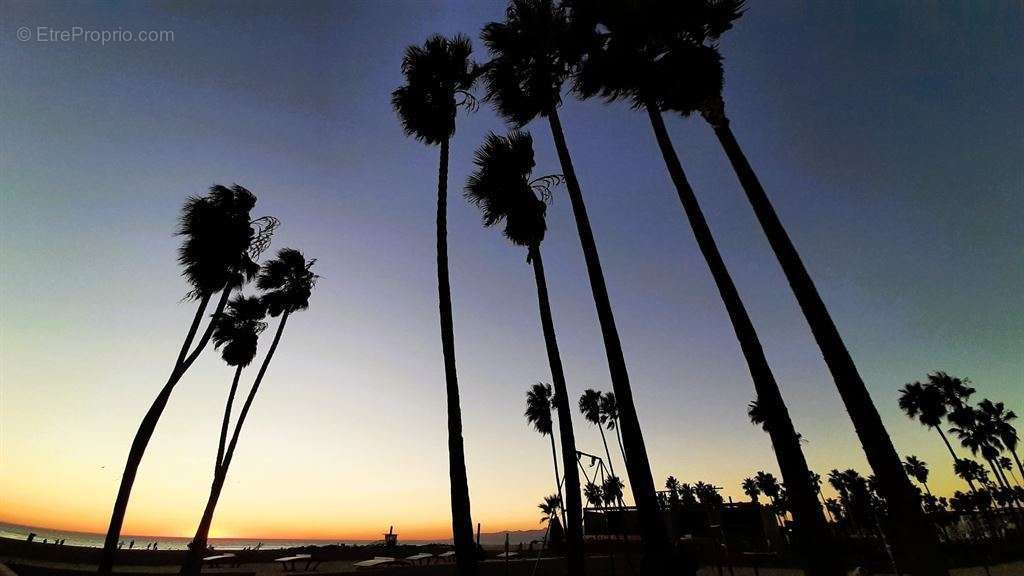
xmin=99 ymin=288 xmax=231 ymax=574
xmin=529 ymin=245 xmax=585 ymax=575
xmin=546 ymin=107 xmax=677 ymax=575
xmin=179 ymin=364 xmax=244 ymax=576
xmin=598 ymin=427 xmax=616 ymax=479
xmin=612 ymin=424 xmax=627 ymax=471
xmin=704 ymin=103 xmax=947 ymax=576
xmin=436 ymin=137 xmax=477 ymax=576
xmin=1012 ymin=450 xmax=1024 ymax=485
xmin=645 ymin=100 xmax=841 ymax=576
xmin=181 ymin=311 xmax=289 ymax=575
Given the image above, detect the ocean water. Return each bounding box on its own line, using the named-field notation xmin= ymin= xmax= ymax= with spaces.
xmin=0 ymin=521 xmax=380 ymax=550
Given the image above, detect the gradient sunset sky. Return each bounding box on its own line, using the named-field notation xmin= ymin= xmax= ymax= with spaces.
xmin=1 ymin=1 xmax=1021 ymax=540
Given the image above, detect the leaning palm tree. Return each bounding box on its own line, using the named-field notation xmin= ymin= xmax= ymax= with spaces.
xmin=180 ymin=295 xmax=268 ymax=575
xmin=99 ymin=185 xmax=271 ymax=574
xmin=182 ymin=249 xmax=315 ymax=576
xmin=392 ymin=34 xmax=479 ymax=575
xmin=523 ymin=383 xmax=568 ymax=530
xmin=579 ymin=389 xmax=617 ymax=478
xmin=621 ymin=3 xmax=948 ymax=571
xmin=570 ymin=4 xmax=839 ymax=573
xmin=899 ymin=382 xmax=960 ymax=465
xmin=903 ymin=456 xmax=932 ymax=497
xmin=465 ymin=130 xmax=583 ymax=573
xmin=481 ymin=4 xmax=676 ymax=570
xmin=949 ymin=405 xmax=1011 ymax=492
xmin=978 ymin=399 xmax=1022 ymax=480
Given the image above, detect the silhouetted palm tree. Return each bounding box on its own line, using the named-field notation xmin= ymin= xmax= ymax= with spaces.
xmin=742 ymin=477 xmax=760 ymax=503
xmin=903 ymin=456 xmax=931 ymax=497
xmin=539 ymin=494 xmax=563 ymax=525
xmin=627 ymin=3 xmax=947 ymax=570
xmin=393 ymin=34 xmax=479 ymax=576
xmin=524 ymin=383 xmax=567 ymax=528
xmin=570 ymin=5 xmax=839 ymax=572
xmin=599 ymin=392 xmax=628 ymax=469
xmin=899 ymin=381 xmax=960 ymax=466
xmin=979 ymin=399 xmax=1022 ymax=480
xmin=747 ymin=399 xmax=767 ymax=431
xmin=602 ymin=475 xmax=625 ymax=508
xmin=579 ymin=389 xmax=617 ymax=478
xmin=180 ymin=295 xmax=268 ymax=575
xmin=181 ymin=249 xmax=316 ymax=576
xmin=584 ymin=482 xmax=604 ymax=510
xmin=100 ymin=185 xmax=270 ymax=574
xmin=465 ymin=129 xmax=583 ymax=571
xmin=949 ymin=405 xmax=1007 ymax=489
xmin=481 ymin=4 xmax=675 ymax=570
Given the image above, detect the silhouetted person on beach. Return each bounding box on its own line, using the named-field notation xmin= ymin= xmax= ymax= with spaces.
xmin=26 ymin=533 xmax=35 ymax=542
xmin=129 ymin=540 xmax=134 ymax=549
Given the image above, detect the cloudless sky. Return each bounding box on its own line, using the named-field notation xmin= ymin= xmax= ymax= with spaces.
xmin=1 ymin=1 xmax=1021 ymax=540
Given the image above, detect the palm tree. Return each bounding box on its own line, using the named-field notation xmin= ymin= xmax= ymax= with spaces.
xmin=579 ymin=389 xmax=617 ymax=478
xmin=899 ymin=381 xmax=960 ymax=467
xmin=570 ymin=5 xmax=839 ymax=573
xmin=539 ymin=494 xmax=563 ymax=525
xmin=524 ymin=383 xmax=567 ymax=528
xmin=978 ymin=399 xmax=1022 ymax=480
xmin=634 ymin=3 xmax=947 ymax=571
xmin=741 ymin=477 xmax=760 ymax=503
xmin=602 ymin=475 xmax=625 ymax=508
xmin=747 ymin=399 xmax=767 ymax=431
xmin=481 ymin=4 xmax=675 ymax=570
xmin=392 ymin=34 xmax=479 ymax=575
xmin=949 ymin=406 xmax=1005 ymax=488
xmin=903 ymin=456 xmax=932 ymax=497
xmin=99 ymin=185 xmax=268 ymax=574
xmin=599 ymin=392 xmax=628 ymax=469
xmin=584 ymin=482 xmax=604 ymax=509
xmin=465 ymin=129 xmax=584 ymax=573
xmin=180 ymin=296 xmax=268 ymax=575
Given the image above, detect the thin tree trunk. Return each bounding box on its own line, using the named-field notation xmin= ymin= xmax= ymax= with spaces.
xmin=99 ymin=288 xmax=231 ymax=574
xmin=179 ymin=364 xmax=244 ymax=576
xmin=549 ymin=434 xmax=567 ymax=529
xmin=436 ymin=137 xmax=477 ymax=576
xmin=530 ymin=244 xmax=585 ymax=576
xmin=598 ymin=426 xmax=616 ymax=479
xmin=182 ymin=311 xmax=289 ymax=575
xmin=646 ymin=100 xmax=841 ymax=576
xmin=705 ymin=103 xmax=947 ymax=576
xmin=546 ymin=107 xmax=678 ymax=575
xmin=1012 ymin=450 xmax=1024 ymax=486
xmin=613 ymin=424 xmax=627 ymax=472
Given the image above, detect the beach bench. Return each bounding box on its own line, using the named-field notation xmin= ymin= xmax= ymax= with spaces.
xmin=401 ymin=553 xmax=434 ymax=565
xmin=435 ymin=551 xmax=456 ymax=562
xmin=353 ymin=556 xmax=396 ymax=570
xmin=274 ymin=553 xmax=321 ymax=572
xmin=203 ymin=553 xmax=237 ymax=567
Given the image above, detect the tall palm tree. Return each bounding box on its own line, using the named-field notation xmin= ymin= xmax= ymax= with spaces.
xmin=948 ymin=405 xmax=1012 ymax=493
xmin=465 ymin=129 xmax=584 ymax=573
xmin=899 ymin=381 xmax=960 ymax=467
xmin=392 ymin=34 xmax=479 ymax=575
xmin=99 ymin=185 xmax=269 ymax=574
xmin=570 ymin=4 xmax=839 ymax=573
xmin=482 ymin=3 xmax=675 ymax=570
xmin=180 ymin=296 xmax=268 ymax=576
xmin=634 ymin=3 xmax=948 ymax=571
xmin=524 ymin=383 xmax=568 ymax=530
xmin=903 ymin=456 xmax=932 ymax=497
xmin=579 ymin=389 xmax=617 ymax=478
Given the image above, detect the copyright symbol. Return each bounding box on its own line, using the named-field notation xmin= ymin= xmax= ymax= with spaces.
xmin=17 ymin=27 xmax=32 ymax=41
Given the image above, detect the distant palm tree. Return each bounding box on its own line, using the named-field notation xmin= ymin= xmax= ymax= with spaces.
xmin=949 ymin=405 xmax=1007 ymax=490
xmin=903 ymin=456 xmax=932 ymax=497
xmin=464 ymin=130 xmax=584 ymax=571
xmin=180 ymin=295 xmax=268 ymax=575
xmin=747 ymin=399 xmax=767 ymax=431
xmin=570 ymin=5 xmax=838 ymax=573
xmin=539 ymin=494 xmax=563 ymax=525
xmin=602 ymin=475 xmax=625 ymax=508
xmin=579 ymin=389 xmax=617 ymax=478
xmin=599 ymin=392 xmax=628 ymax=469
xmin=978 ymin=399 xmax=1022 ymax=481
xmin=742 ymin=477 xmax=760 ymax=503
xmin=615 ymin=2 xmax=948 ymax=570
xmin=100 ymin=185 xmax=269 ymax=574
xmin=393 ymin=34 xmax=479 ymax=576
xmin=481 ymin=4 xmax=676 ymax=570
xmin=899 ymin=381 xmax=961 ymax=469
xmin=584 ymin=482 xmax=604 ymax=510
xmin=755 ymin=471 xmax=781 ymax=505
xmin=524 ymin=383 xmax=567 ymax=528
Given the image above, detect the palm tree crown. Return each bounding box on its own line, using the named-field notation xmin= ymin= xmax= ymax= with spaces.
xmin=465 ymin=130 xmax=550 ymax=248
xmin=578 ymin=389 xmax=604 ymax=426
xmin=903 ymin=456 xmax=929 ymax=486
xmin=599 ymin=391 xmax=619 ymax=430
xmin=481 ymin=0 xmax=580 ymax=126
xmin=392 ymin=34 xmax=479 ymax=145
xmin=257 ymin=248 xmax=318 ymax=317
xmin=525 ymin=382 xmax=555 ymax=436
xmin=177 ymin=184 xmax=262 ymax=297
xmin=211 ymin=296 xmax=268 ymax=368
